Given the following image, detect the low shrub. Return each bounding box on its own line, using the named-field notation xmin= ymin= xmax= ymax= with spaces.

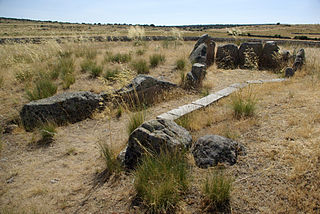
xmin=99 ymin=142 xmax=122 ymax=176
xmin=231 ymin=89 xmax=257 ymax=119
xmin=134 ymin=150 xmax=190 ymax=213
xmin=127 ymin=111 xmax=145 ymax=135
xmin=202 ymin=170 xmax=233 ymax=212
xmin=26 ymin=78 xmax=57 ymax=101
xmin=176 ymin=58 xmax=186 ymax=71
xmin=131 ymin=59 xmax=149 ymax=74
xmin=149 ymin=54 xmax=165 ymax=68
xmin=40 ymin=122 xmax=56 ymax=142
xmin=104 ymin=68 xmax=120 ymax=81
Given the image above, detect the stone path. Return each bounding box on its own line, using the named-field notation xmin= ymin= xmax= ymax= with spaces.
xmin=157 ymin=78 xmax=286 ymax=121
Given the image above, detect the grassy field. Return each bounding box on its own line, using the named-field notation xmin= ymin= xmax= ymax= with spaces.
xmin=0 ymin=18 xmax=320 ymax=213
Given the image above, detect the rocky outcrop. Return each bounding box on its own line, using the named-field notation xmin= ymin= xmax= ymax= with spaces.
xmin=114 ymin=75 xmax=177 ymax=106
xmin=189 ymin=34 xmax=216 ymax=67
xmin=238 ymin=42 xmax=263 ymax=69
xmin=216 ymin=44 xmax=239 ymax=69
xmin=192 ymin=135 xmax=245 ymax=168
xmin=20 ymin=92 xmax=103 ymax=131
xmin=260 ymin=41 xmax=280 ymax=70
xmin=123 ymin=119 xmax=192 ymax=169
xmin=186 ymin=63 xmax=206 ymax=88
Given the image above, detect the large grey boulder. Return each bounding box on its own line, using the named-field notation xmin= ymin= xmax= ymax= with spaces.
xmin=216 ymin=44 xmax=239 ymax=69
xmin=189 ymin=34 xmax=216 ymax=67
xmin=293 ymin=48 xmax=305 ymax=71
xmin=124 ymin=119 xmax=192 ymax=169
xmin=192 ymin=135 xmax=245 ymax=168
xmin=186 ymin=63 xmax=206 ymax=88
xmin=114 ymin=75 xmax=177 ymax=105
xmin=20 ymin=92 xmax=103 ymax=131
xmin=260 ymin=41 xmax=280 ymax=70
xmin=238 ymin=42 xmax=263 ymax=69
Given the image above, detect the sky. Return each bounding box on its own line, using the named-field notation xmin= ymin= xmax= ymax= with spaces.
xmin=0 ymin=0 xmax=319 ymax=25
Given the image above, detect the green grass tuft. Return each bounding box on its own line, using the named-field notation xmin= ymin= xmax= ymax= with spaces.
xmin=127 ymin=111 xmax=145 ymax=135
xmin=149 ymin=54 xmax=165 ymax=68
xmin=203 ymin=169 xmax=233 ymax=212
xmin=99 ymin=142 xmax=122 ymax=175
xmin=90 ymin=65 xmax=103 ymax=78
xmin=80 ymin=59 xmax=95 ymax=73
xmin=26 ymin=78 xmax=57 ymax=101
xmin=176 ymin=58 xmax=186 ymax=71
xmin=134 ymin=150 xmax=190 ymax=213
xmin=131 ymin=59 xmax=150 ymax=74
xmin=104 ymin=68 xmax=120 ymax=81
xmin=108 ymin=53 xmax=131 ymax=63
xmin=231 ymin=89 xmax=257 ymax=119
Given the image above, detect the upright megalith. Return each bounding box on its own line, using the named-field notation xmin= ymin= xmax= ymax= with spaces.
xmin=238 ymin=42 xmax=263 ymax=69
xmin=216 ymin=44 xmax=239 ymax=69
xmin=186 ymin=63 xmax=206 ymax=88
xmin=260 ymin=41 xmax=280 ymax=70
xmin=123 ymin=119 xmax=192 ymax=169
xmin=292 ymin=48 xmax=305 ymax=71
xmin=189 ymin=34 xmax=216 ymax=67
xmin=20 ymin=92 xmax=103 ymax=131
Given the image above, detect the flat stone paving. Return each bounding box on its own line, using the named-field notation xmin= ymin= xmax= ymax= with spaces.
xmin=157 ymin=79 xmax=286 ymax=121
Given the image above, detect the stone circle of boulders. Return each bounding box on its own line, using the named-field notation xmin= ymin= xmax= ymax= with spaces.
xmin=192 ymin=135 xmax=245 ymax=168
xmin=260 ymin=41 xmax=280 ymax=70
xmin=285 ymin=48 xmax=305 ymax=77
xmin=189 ymin=34 xmax=216 ymax=67
xmin=216 ymin=44 xmax=239 ymax=69
xmin=105 ymin=75 xmax=177 ymax=106
xmin=20 ymin=91 xmax=103 ymax=131
xmin=123 ymin=119 xmax=192 ymax=169
xmin=186 ymin=63 xmax=207 ymax=88
xmin=238 ymin=42 xmax=263 ymax=69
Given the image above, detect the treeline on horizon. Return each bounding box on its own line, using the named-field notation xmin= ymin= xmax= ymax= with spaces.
xmin=0 ymin=17 xmax=285 ymax=29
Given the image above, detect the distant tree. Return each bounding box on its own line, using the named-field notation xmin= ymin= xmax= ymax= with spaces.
xmin=276 ymin=22 xmax=280 ymax=25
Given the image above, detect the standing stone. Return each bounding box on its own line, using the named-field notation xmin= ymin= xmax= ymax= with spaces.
xmin=20 ymin=92 xmax=103 ymax=131
xmin=186 ymin=63 xmax=207 ymax=88
xmin=216 ymin=44 xmax=239 ymax=69
xmin=189 ymin=34 xmax=216 ymax=67
xmin=260 ymin=41 xmax=280 ymax=70
xmin=293 ymin=48 xmax=305 ymax=71
xmin=192 ymin=135 xmax=245 ymax=168
xmin=238 ymin=42 xmax=263 ymax=69
xmin=124 ymin=119 xmax=192 ymax=169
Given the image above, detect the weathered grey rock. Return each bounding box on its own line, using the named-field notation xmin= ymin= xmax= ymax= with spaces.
xmin=260 ymin=41 xmax=280 ymax=70
xmin=20 ymin=92 xmax=103 ymax=131
xmin=115 ymin=75 xmax=177 ymax=105
xmin=124 ymin=119 xmax=192 ymax=169
xmin=189 ymin=43 xmax=207 ymax=65
xmin=285 ymin=67 xmax=295 ymax=77
xmin=192 ymin=135 xmax=245 ymax=168
xmin=216 ymin=44 xmax=239 ymax=69
xmin=186 ymin=63 xmax=206 ymax=88
xmin=238 ymin=42 xmax=263 ymax=69
xmin=293 ymin=48 xmax=305 ymax=71
xmin=189 ymin=34 xmax=216 ymax=66
xmin=280 ymin=50 xmax=291 ymax=62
